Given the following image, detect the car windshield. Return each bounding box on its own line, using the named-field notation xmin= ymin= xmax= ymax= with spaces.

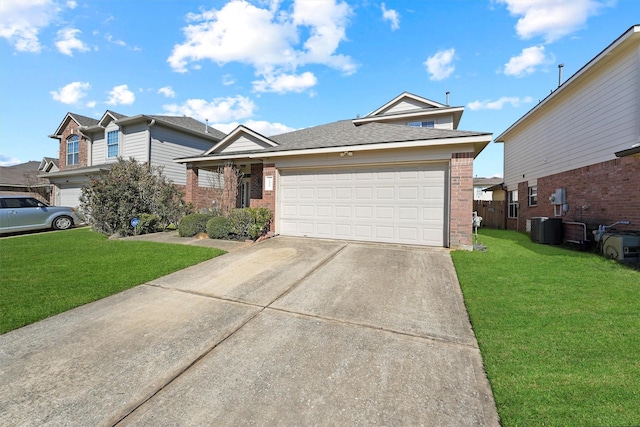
xmin=2 ymin=198 xmax=48 ymax=208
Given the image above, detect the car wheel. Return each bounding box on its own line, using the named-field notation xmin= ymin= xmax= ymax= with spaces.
xmin=53 ymin=216 xmax=73 ymax=230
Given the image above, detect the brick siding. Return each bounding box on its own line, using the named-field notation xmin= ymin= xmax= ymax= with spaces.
xmin=511 ymin=156 xmax=640 ymax=235
xmin=449 ymin=152 xmax=474 ymax=249
xmin=58 ymin=120 xmax=88 ymax=170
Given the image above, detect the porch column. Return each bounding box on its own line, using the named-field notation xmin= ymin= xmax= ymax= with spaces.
xmin=185 ymin=165 xmax=199 ymax=207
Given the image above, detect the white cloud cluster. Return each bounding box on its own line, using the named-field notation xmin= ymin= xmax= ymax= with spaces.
xmin=0 ymin=153 xmax=22 ymax=166
xmin=424 ymin=48 xmax=456 ymax=81
xmin=498 ymin=0 xmax=612 ymax=79
xmin=214 ymin=120 xmax=297 ymax=136
xmin=381 ymin=3 xmax=400 ymax=31
xmin=168 ymin=0 xmax=356 ymax=94
xmin=0 ymin=0 xmax=60 ymax=52
xmin=468 ymin=96 xmax=534 ymax=111
xmin=106 ymin=84 xmax=135 ymax=105
xmin=55 ymin=28 xmax=89 ymax=56
xmin=50 ymin=81 xmax=91 ymax=104
xmin=163 ymin=96 xmax=256 ymax=123
xmin=504 ymin=45 xmax=552 ymax=77
xmin=158 ymin=86 xmax=176 ymax=98
xmin=496 ymin=0 xmax=609 ymax=43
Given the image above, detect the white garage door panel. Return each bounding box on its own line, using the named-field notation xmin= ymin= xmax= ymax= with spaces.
xmin=59 ymin=186 xmax=83 ymax=207
xmin=279 ymin=165 xmax=446 ymax=246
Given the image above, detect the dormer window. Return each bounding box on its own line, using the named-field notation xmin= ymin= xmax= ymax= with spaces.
xmin=408 ymin=121 xmax=435 ymax=128
xmin=67 ymin=135 xmax=79 ymax=165
xmin=107 ymin=130 xmax=119 ymax=158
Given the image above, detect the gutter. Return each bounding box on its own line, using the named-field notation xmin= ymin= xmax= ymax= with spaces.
xmin=147 ymin=119 xmax=156 ymax=167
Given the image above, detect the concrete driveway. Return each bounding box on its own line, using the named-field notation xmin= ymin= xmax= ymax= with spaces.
xmin=0 ymin=236 xmax=499 ymax=426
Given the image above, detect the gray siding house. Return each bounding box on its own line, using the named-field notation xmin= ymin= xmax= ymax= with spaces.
xmin=41 ymin=111 xmax=225 ymax=207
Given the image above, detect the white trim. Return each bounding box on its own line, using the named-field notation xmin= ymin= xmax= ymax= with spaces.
xmin=205 ymin=125 xmax=278 ymax=155
xmin=365 ymin=92 xmax=447 ymax=117
xmin=177 ymin=134 xmax=491 ymax=164
xmin=353 ymin=107 xmax=464 ymax=125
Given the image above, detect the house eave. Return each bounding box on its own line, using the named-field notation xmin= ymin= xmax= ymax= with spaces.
xmin=37 ymin=165 xmax=110 ymax=179
xmin=353 ymin=107 xmax=464 ymax=128
xmin=177 ymin=134 xmax=492 ymax=164
xmin=615 ymin=144 xmax=640 ymax=158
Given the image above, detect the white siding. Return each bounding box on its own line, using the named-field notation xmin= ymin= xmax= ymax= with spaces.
xmin=122 ymin=122 xmax=149 ymax=161
xmin=382 ymin=99 xmax=436 ymax=114
xmin=91 ymin=133 xmax=106 ymax=165
xmin=220 ymin=135 xmax=267 ymax=153
xmin=377 ymin=114 xmax=454 ymax=130
xmin=150 ymin=126 xmax=216 ymax=184
xmin=504 ymin=42 xmax=639 ymax=188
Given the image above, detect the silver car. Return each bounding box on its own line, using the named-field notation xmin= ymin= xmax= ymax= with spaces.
xmin=0 ymin=196 xmax=79 ymax=234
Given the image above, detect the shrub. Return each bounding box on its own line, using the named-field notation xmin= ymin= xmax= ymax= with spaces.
xmin=134 ymin=213 xmax=161 ymax=235
xmin=207 ymin=216 xmax=231 ymax=239
xmin=228 ymin=207 xmax=272 ymax=240
xmin=178 ymin=213 xmax=214 ymax=237
xmin=79 ymin=158 xmax=191 ymax=236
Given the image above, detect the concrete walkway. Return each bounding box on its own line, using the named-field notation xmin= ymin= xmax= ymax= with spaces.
xmin=0 ymin=236 xmax=499 ymax=426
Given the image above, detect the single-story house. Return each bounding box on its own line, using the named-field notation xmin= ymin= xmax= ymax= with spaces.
xmin=178 ymin=92 xmax=493 ymax=249
xmin=40 ymin=111 xmax=226 ymax=207
xmin=496 ymin=24 xmax=640 ymax=236
xmin=1 ymin=161 xmax=52 ymax=203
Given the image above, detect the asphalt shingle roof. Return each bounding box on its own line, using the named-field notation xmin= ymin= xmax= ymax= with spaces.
xmin=267 ymin=120 xmax=490 ymax=152
xmin=69 ymin=113 xmax=99 ymax=127
xmin=0 ymin=162 xmax=49 ymax=186
xmin=148 ymin=115 xmax=226 ymax=140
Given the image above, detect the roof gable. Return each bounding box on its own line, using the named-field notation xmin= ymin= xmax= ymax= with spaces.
xmin=365 ymin=92 xmax=447 ymax=118
xmin=51 ymin=112 xmax=99 ymax=137
xmin=205 ymin=125 xmax=278 ymax=155
xmin=98 ymin=110 xmax=127 ymax=127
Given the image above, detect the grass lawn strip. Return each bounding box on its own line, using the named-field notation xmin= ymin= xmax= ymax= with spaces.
xmin=0 ymin=228 xmax=225 ymax=334
xmin=451 ymin=229 xmax=640 ymax=427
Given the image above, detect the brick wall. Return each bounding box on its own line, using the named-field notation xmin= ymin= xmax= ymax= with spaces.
xmin=250 ymin=163 xmax=276 ymax=232
xmin=450 ymin=153 xmax=474 ymax=249
xmin=512 ymin=156 xmax=640 ymax=234
xmin=184 ymin=166 xmax=220 ymax=211
xmin=58 ymin=120 xmax=88 ymax=171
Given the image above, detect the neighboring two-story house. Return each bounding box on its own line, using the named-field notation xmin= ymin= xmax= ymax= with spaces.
xmin=178 ymin=92 xmax=493 ymax=249
xmin=41 ymin=111 xmax=225 ymax=207
xmin=496 ymin=25 xmax=640 ymax=236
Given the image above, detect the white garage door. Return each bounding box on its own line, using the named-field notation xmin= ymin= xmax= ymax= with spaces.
xmin=58 ymin=185 xmax=83 ymax=207
xmin=279 ymin=164 xmax=447 ymax=246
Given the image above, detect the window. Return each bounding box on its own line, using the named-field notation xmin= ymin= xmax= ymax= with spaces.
xmin=107 ymin=130 xmax=119 ymax=158
xmin=408 ymin=121 xmax=435 ymax=128
xmin=67 ymin=135 xmax=79 ymax=165
xmin=508 ymin=190 xmax=519 ymax=218
xmin=528 ymin=186 xmax=538 ymax=206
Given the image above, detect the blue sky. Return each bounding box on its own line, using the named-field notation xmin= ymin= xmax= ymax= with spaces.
xmin=0 ymin=0 xmax=636 ymax=177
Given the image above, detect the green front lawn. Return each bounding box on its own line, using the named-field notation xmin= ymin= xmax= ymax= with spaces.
xmin=0 ymin=228 xmax=225 ymax=334
xmin=452 ymin=229 xmax=640 ymax=427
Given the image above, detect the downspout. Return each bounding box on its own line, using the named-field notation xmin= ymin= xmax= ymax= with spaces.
xmin=147 ymin=119 xmax=156 ymax=171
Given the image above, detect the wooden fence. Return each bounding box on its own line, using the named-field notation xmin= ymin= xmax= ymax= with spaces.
xmin=473 ymin=200 xmax=506 ymax=229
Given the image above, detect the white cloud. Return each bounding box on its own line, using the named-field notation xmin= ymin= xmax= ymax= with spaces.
xmin=496 ymin=0 xmax=611 ymax=43
xmin=163 ymin=95 xmax=256 ymax=123
xmin=55 ymin=28 xmax=89 ymax=56
xmin=50 ymin=81 xmax=91 ymax=104
xmin=86 ymin=100 xmax=96 ymax=108
xmin=381 ymin=3 xmax=400 ymax=30
xmin=0 ymin=153 xmax=22 ymax=166
xmin=158 ymin=86 xmax=176 ymax=98
xmin=253 ymin=71 xmax=317 ymax=93
xmin=468 ymin=96 xmax=534 ymax=111
xmin=105 ymin=33 xmax=126 ymax=46
xmin=106 ymin=84 xmax=135 ymax=105
xmin=213 ymin=120 xmax=297 ymax=136
xmin=0 ymin=0 xmax=61 ymax=52
xmin=424 ymin=48 xmax=456 ymax=81
xmin=222 ymin=74 xmax=236 ymax=86
xmin=504 ymin=45 xmax=552 ymax=77
xmin=168 ymin=0 xmax=355 ymax=93
xmin=66 ymin=1 xmax=77 ymax=9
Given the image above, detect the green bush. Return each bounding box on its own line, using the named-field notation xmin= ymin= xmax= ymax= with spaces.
xmin=228 ymin=207 xmax=272 ymax=240
xmin=206 ymin=216 xmax=231 ymax=239
xmin=178 ymin=213 xmax=214 ymax=237
xmin=134 ymin=213 xmax=161 ymax=235
xmin=79 ymin=158 xmax=191 ymax=236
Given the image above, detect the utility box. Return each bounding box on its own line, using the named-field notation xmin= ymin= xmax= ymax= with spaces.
xmin=531 ymin=217 xmax=563 ymax=244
